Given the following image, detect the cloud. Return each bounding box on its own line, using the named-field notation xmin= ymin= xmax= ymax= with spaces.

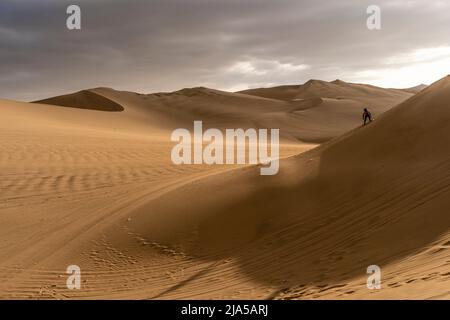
xmin=0 ymin=0 xmax=449 ymax=100
xmin=221 ymin=59 xmax=310 ymax=90
xmin=349 ymin=46 xmax=450 ymax=88
xmin=385 ymin=46 xmax=450 ymax=66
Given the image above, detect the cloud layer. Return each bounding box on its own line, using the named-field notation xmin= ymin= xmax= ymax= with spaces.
xmin=1 ymin=0 xmax=449 ymax=100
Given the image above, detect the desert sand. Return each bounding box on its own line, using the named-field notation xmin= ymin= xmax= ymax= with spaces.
xmin=0 ymin=78 xmax=448 ymax=299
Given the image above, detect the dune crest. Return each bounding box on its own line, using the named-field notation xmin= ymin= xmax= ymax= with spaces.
xmin=34 ymin=89 xmax=125 ymax=112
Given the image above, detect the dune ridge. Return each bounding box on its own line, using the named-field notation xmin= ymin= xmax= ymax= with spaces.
xmin=34 ymin=89 xmax=125 ymax=112
xmin=238 ymin=79 xmax=410 ymax=101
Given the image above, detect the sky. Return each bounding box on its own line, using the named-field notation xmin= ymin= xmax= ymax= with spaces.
xmin=1 ymin=0 xmax=450 ymax=101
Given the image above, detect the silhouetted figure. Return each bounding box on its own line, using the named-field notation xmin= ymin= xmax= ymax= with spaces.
xmin=363 ymin=108 xmax=372 ymax=125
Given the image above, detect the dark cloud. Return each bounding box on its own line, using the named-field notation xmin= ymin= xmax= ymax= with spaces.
xmin=1 ymin=0 xmax=449 ymax=100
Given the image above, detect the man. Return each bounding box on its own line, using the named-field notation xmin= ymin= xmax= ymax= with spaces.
xmin=363 ymin=108 xmax=372 ymax=125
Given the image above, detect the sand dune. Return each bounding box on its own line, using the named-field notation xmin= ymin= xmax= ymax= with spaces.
xmin=97 ymin=76 xmax=449 ymax=299
xmin=0 ymin=77 xmax=448 ymax=299
xmin=400 ymin=84 xmax=428 ymax=94
xmin=34 ymin=89 xmax=125 ymax=112
xmin=239 ymin=79 xmax=410 ymax=101
xmin=0 ymin=88 xmax=307 ymax=299
xmin=239 ymin=79 xmax=413 ymax=142
xmin=31 ymin=81 xmax=412 ymax=143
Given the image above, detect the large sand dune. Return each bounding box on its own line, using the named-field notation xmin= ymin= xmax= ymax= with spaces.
xmin=127 ymin=76 xmax=450 ymax=299
xmin=0 ymin=78 xmax=448 ymax=299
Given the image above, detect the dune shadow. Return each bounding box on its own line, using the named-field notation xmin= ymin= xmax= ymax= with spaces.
xmin=129 ymin=141 xmax=450 ymax=296
xmin=33 ymin=90 xmax=125 ymax=112
xmin=148 ymin=261 xmax=219 ymax=299
xmin=190 ymin=131 xmax=450 ymax=294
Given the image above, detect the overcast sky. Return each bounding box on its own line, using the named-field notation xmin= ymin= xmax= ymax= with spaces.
xmin=1 ymin=0 xmax=450 ymax=101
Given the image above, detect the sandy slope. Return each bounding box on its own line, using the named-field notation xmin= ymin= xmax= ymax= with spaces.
xmin=122 ymin=76 xmax=450 ymax=299
xmin=0 ymin=92 xmax=308 ymax=299
xmin=0 ymin=78 xmax=447 ymax=300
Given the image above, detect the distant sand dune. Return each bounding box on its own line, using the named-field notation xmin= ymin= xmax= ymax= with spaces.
xmin=33 ymin=80 xmax=413 ymax=143
xmin=34 ymin=89 xmax=125 ymax=112
xmin=239 ymin=79 xmax=411 ymax=101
